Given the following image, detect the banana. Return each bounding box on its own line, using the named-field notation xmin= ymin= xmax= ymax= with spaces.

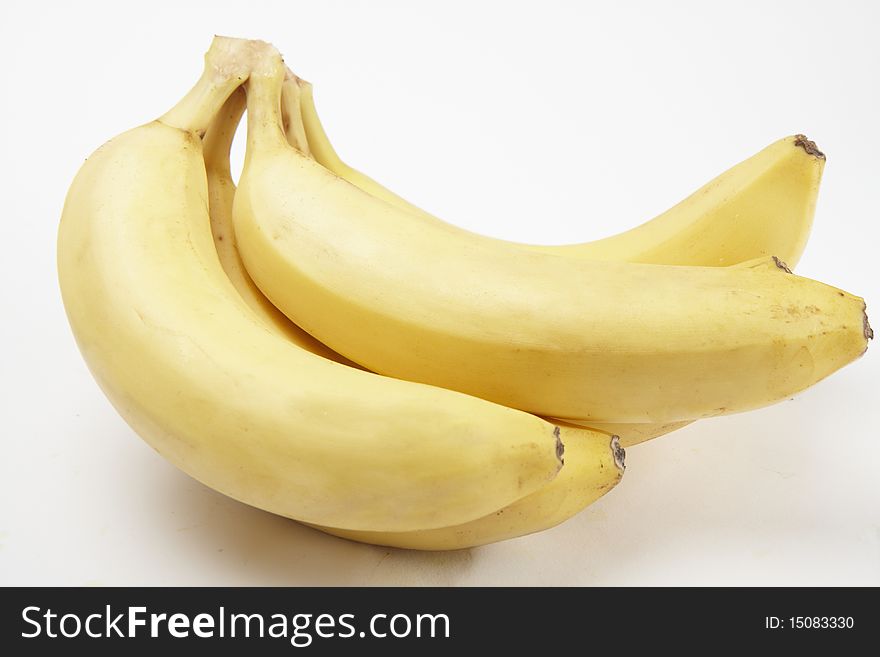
xmin=203 ymin=86 xmax=362 ymax=368
xmin=58 ymin=37 xmax=576 ymax=533
xmin=278 ymin=78 xmax=695 ymax=443
xmin=316 ymin=428 xmax=625 ymax=550
xmin=203 ymin=82 xmax=624 ymax=550
xmin=288 ymin=78 xmax=824 ymax=445
xmin=295 ymin=78 xmax=823 ymax=268
xmin=234 ymin=55 xmax=870 ymax=424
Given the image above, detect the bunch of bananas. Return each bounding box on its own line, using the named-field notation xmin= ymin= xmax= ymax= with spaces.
xmin=58 ymin=37 xmax=871 ymax=551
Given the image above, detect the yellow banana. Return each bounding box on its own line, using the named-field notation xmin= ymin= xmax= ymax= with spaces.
xmin=221 ymin=79 xmax=677 ymax=447
xmin=58 ymin=38 xmax=576 ymax=533
xmin=295 ymin=79 xmax=823 ymax=268
xmin=316 ymin=428 xmax=625 ymax=550
xmin=217 ymin=80 xmax=678 ymax=467
xmin=287 ymin=76 xmax=825 ymax=444
xmin=234 ymin=55 xmax=870 ymax=424
xmin=203 ymin=82 xmax=624 ymax=550
xmin=203 ymin=87 xmax=362 ymax=368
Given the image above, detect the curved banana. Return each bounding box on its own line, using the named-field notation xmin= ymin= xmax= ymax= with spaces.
xmin=317 ymin=429 xmax=625 ymax=550
xmin=203 ymin=85 xmax=624 ymax=550
xmin=234 ymin=56 xmax=870 ymax=424
xmin=203 ymin=87 xmax=362 ymax=368
xmin=218 ymin=81 xmax=677 ymax=446
xmin=281 ymin=77 xmax=824 ymax=446
xmin=58 ymin=38 xmax=571 ymax=533
xmin=295 ymin=79 xmax=823 ymax=268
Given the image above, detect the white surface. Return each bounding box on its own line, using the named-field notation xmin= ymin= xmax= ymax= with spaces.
xmin=1 ymin=0 xmax=878 ymax=586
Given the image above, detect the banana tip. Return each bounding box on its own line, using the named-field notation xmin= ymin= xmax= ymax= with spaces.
xmin=772 ymin=256 xmax=793 ymax=274
xmin=553 ymin=426 xmax=565 ymax=466
xmin=611 ymin=436 xmax=626 ymax=472
xmin=794 ymin=134 xmax=825 ymax=159
xmin=864 ymin=302 xmax=873 ymax=342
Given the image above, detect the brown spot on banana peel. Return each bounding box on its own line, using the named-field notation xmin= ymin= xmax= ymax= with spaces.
xmin=610 ymin=435 xmax=626 ymax=472
xmin=794 ymin=134 xmax=825 ymax=159
xmin=553 ymin=426 xmax=565 ymax=466
xmin=772 ymin=256 xmax=793 ymax=274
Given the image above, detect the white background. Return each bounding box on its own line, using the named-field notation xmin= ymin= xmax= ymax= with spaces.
xmin=1 ymin=0 xmax=878 ymax=585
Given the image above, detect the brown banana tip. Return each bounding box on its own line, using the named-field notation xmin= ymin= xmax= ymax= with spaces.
xmin=794 ymin=134 xmax=825 ymax=159
xmin=553 ymin=426 xmax=565 ymax=466
xmin=610 ymin=435 xmax=626 ymax=472
xmin=864 ymin=302 xmax=873 ymax=342
xmin=772 ymin=256 xmax=793 ymax=274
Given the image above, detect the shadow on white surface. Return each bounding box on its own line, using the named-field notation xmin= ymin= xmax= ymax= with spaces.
xmin=146 ymin=457 xmax=478 ymax=586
